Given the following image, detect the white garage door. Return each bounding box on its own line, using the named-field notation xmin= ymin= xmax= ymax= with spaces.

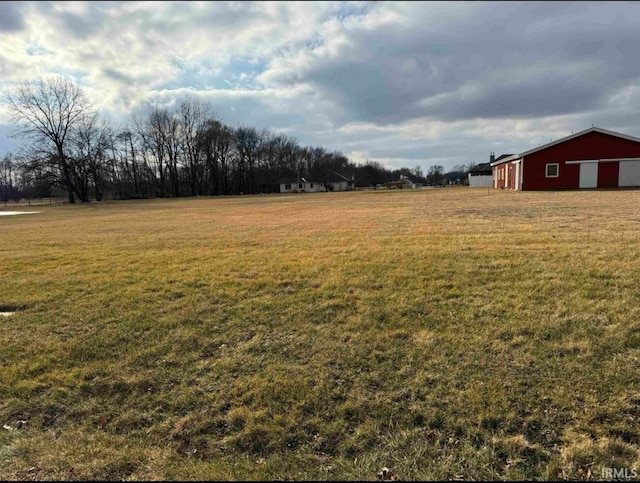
xmin=618 ymin=161 xmax=640 ymax=187
xmin=579 ymin=162 xmax=598 ymax=188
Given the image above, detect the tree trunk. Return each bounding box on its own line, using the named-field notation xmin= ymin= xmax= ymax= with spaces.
xmin=63 ymin=168 xmax=76 ymax=203
xmin=93 ymin=169 xmax=103 ymax=201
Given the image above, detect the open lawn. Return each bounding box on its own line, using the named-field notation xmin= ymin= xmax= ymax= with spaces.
xmin=1 ymin=188 xmax=640 ymax=480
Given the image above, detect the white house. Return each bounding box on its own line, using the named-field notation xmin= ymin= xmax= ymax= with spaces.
xmin=384 ymin=174 xmax=425 ymax=189
xmin=279 ymin=179 xmax=328 ymax=193
xmin=279 ymin=173 xmax=354 ymax=193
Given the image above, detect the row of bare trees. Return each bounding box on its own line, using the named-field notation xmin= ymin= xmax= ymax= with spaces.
xmin=3 ymin=76 xmax=454 ymax=203
xmin=3 ymin=77 xmax=356 ymax=203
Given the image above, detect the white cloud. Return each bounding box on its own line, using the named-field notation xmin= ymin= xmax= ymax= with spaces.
xmin=2 ymin=1 xmax=640 ymax=170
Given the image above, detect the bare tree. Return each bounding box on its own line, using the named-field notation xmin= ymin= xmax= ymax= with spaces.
xmin=13 ymin=152 xmax=56 ymax=203
xmin=199 ymin=119 xmax=235 ymax=195
xmin=258 ymin=132 xmax=295 ymax=192
xmin=427 ymin=164 xmax=445 ymax=186
xmin=0 ymin=153 xmax=19 ymax=206
xmin=137 ymin=109 xmax=172 ymax=197
xmin=234 ymin=126 xmax=262 ymax=194
xmin=164 ymin=113 xmax=181 ymax=198
xmin=71 ymin=113 xmax=113 ymax=201
xmin=363 ymin=160 xmax=386 ymax=189
xmin=178 ymin=96 xmax=213 ymax=196
xmin=5 ymin=76 xmax=93 ymax=203
xmin=452 ymin=164 xmax=468 ymax=173
xmin=308 ymin=147 xmax=349 ymax=192
xmin=3 ymin=76 xmax=374 ymax=199
xmin=114 ymin=128 xmax=141 ymax=198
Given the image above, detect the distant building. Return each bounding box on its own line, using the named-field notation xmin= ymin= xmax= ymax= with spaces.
xmin=446 ymin=172 xmax=466 ymax=185
xmin=279 ymin=172 xmax=354 ymax=193
xmin=467 ymin=163 xmax=492 ymax=187
xmin=491 ymin=126 xmax=640 ymax=190
xmin=384 ymin=174 xmax=425 ymax=189
xmin=469 ymin=153 xmax=513 ymax=187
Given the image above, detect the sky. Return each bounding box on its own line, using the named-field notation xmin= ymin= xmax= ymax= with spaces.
xmin=2 ymin=1 xmax=640 ymax=172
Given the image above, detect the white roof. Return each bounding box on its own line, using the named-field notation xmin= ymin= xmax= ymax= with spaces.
xmin=490 ymin=126 xmax=640 ymax=166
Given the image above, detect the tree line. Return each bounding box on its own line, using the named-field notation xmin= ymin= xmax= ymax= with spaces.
xmin=0 ymin=76 xmax=475 ymax=204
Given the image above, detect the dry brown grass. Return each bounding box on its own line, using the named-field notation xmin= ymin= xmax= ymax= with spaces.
xmin=1 ymin=188 xmax=640 ymax=480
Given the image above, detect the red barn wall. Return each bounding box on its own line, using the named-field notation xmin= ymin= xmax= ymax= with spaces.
xmin=597 ymin=162 xmax=619 ymax=189
xmin=522 ymin=131 xmax=640 ymax=190
xmin=493 ymin=161 xmax=521 ymax=189
xmin=507 ymin=162 xmax=522 ymax=190
xmin=493 ymin=164 xmax=509 ymax=189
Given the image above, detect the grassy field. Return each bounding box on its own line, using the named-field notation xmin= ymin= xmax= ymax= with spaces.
xmin=1 ymin=188 xmax=640 ymax=480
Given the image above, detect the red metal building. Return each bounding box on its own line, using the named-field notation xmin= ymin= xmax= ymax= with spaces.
xmin=490 ymin=127 xmax=640 ymax=190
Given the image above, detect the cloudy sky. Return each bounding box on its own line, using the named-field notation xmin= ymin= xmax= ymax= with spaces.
xmin=2 ymin=1 xmax=640 ymax=171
